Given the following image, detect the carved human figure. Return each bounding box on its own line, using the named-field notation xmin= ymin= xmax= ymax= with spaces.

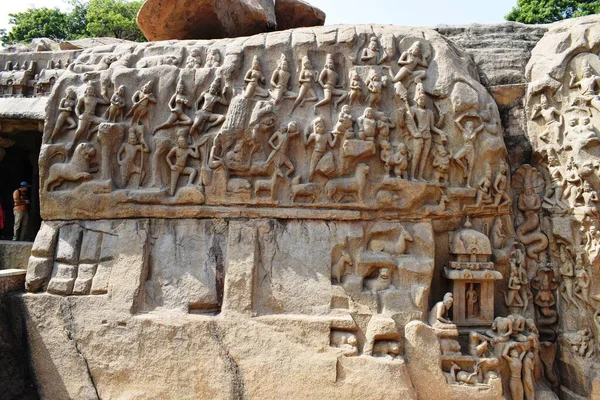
xmin=480 ymin=103 xmax=501 ymax=136
xmin=357 ymin=107 xmax=378 ymax=141
xmin=432 ymin=144 xmax=450 ymax=185
xmin=380 ymin=140 xmax=393 ymax=176
xmin=105 ymin=85 xmax=126 ymax=123
xmin=559 ymin=245 xmax=578 ymax=309
xmin=334 ymin=105 xmax=355 ymax=138
xmin=531 ymin=94 xmax=563 ymax=144
xmin=493 ymin=160 xmax=512 ymax=207
xmin=314 ymin=54 xmax=348 ymax=111
xmin=348 ymin=70 xmax=363 ymax=106
xmin=117 ymin=128 xmax=149 ymax=187
xmin=453 ymin=116 xmax=484 ymax=187
xmin=191 ymin=77 xmax=228 ymax=138
xmin=128 ymin=81 xmax=157 ymax=133
xmin=361 ymin=36 xmax=385 ymax=65
xmin=304 ymin=117 xmax=337 ymax=180
xmin=166 ymin=133 xmax=200 ymax=196
xmin=205 ymin=49 xmax=221 ymax=68
xmin=563 ymin=157 xmax=583 ymax=204
xmin=154 ymin=82 xmax=193 ymax=134
xmin=49 ymin=88 xmax=77 ymax=143
xmin=269 ymin=54 xmax=297 ymax=104
xmin=503 ymin=343 xmax=526 ymax=400
xmin=506 ymin=264 xmax=525 ymax=308
xmin=473 ymin=164 xmax=493 ymax=208
xmin=71 ymin=82 xmax=110 ymax=147
xmin=267 ymin=121 xmax=299 ymax=176
xmin=244 ymin=55 xmax=269 ymax=99
xmin=543 ymin=151 xmax=568 ymax=210
xmin=569 ymin=60 xmax=600 ymax=112
xmin=392 ymin=143 xmax=409 ymax=179
xmin=523 ymin=352 xmax=535 ymax=400
xmin=466 ymin=283 xmax=478 ymax=318
xmin=291 ymin=56 xmax=318 ymax=111
xmin=491 ymin=218 xmax=507 ymax=249
xmin=407 ymin=84 xmax=447 ymax=181
xmin=185 ymin=48 xmax=203 ymax=69
xmin=383 ymin=41 xmax=428 ymax=103
xmin=428 ymin=292 xmax=456 ymax=330
xmin=486 ymin=316 xmax=513 ymax=343
xmin=365 ymin=70 xmax=387 ymax=108
xmin=574 ymin=254 xmax=594 ymax=307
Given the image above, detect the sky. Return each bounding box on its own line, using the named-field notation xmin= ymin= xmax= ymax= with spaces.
xmin=0 ymin=0 xmax=518 ymax=33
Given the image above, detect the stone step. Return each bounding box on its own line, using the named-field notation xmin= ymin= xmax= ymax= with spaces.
xmin=0 ymin=240 xmax=32 ymax=271
xmin=0 ymin=269 xmax=26 ymax=294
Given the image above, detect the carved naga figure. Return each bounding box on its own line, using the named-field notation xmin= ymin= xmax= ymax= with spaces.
xmin=512 ymin=165 xmax=549 ymax=262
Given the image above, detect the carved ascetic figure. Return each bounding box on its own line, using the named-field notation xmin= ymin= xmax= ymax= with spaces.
xmin=466 ymin=283 xmax=478 ymax=318
xmin=392 ymin=143 xmax=409 ymax=179
xmin=492 ymin=160 xmax=512 ymax=207
xmin=71 ymin=82 xmax=110 ymax=147
xmin=117 ymin=128 xmax=150 ymax=187
xmin=185 ymin=48 xmax=203 ymax=69
xmin=334 ymin=105 xmax=355 ymax=138
xmin=432 ymin=144 xmax=450 ymax=185
xmin=292 ymin=56 xmax=318 ymax=111
xmin=569 ymin=60 xmax=600 ymax=112
xmin=128 ymin=81 xmax=157 ymax=133
xmin=314 ymin=54 xmax=348 ymax=111
xmin=472 ymin=164 xmax=493 ymax=208
xmin=166 ymin=132 xmax=200 ymax=196
xmin=205 ymin=49 xmax=221 ymax=68
xmin=244 ymin=55 xmax=269 ymax=99
xmin=491 ymin=218 xmax=506 ymax=249
xmin=531 ymin=94 xmax=563 ymax=144
xmin=105 ymin=85 xmax=126 ymax=123
xmin=505 ymin=264 xmax=525 ymax=308
xmin=154 ymin=82 xmax=193 ymax=134
xmin=453 ymin=116 xmax=484 ymax=187
xmin=365 ymin=70 xmax=387 ymax=108
xmin=428 ymin=292 xmax=456 ymax=330
xmin=304 ymin=116 xmax=337 ymax=180
xmin=543 ymin=151 xmax=569 ymax=211
xmin=361 ymin=36 xmax=385 ymax=65
xmin=407 ymin=84 xmax=447 ymax=181
xmin=49 ymin=87 xmax=77 ymax=144
xmin=503 ymin=343 xmax=526 ymax=400
xmin=383 ymin=41 xmax=428 ymax=103
xmin=269 ymin=54 xmax=297 ymax=104
xmin=191 ymin=77 xmax=228 ymax=138
xmin=267 ymin=121 xmax=299 ymax=176
xmin=563 ymin=329 xmax=595 ymax=358
xmin=574 ymin=254 xmax=594 ymax=307
xmin=523 ymin=351 xmax=535 ymax=400
xmin=357 ymin=107 xmax=377 ymax=141
xmin=348 ymin=70 xmax=363 ymax=106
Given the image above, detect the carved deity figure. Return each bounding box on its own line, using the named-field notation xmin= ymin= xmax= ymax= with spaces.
xmin=531 ymin=93 xmax=563 ymax=143
xmin=154 ymin=82 xmax=193 ymax=134
xmin=128 ymin=81 xmax=157 ymax=133
xmin=267 ymin=121 xmax=300 ymax=176
xmin=407 ymin=84 xmax=447 ymax=181
xmin=205 ymin=48 xmax=221 ymax=68
xmin=269 ymin=54 xmax=297 ymax=104
xmin=292 ymin=56 xmax=318 ymax=111
xmin=493 ymin=160 xmax=512 ymax=207
xmin=71 ymin=82 xmax=110 ymax=147
xmin=466 ymin=284 xmax=478 ymax=318
xmin=244 ymin=55 xmax=269 ymax=99
xmin=453 ymin=116 xmax=484 ymax=187
xmin=365 ymin=70 xmax=387 ymax=108
xmin=384 ymin=41 xmax=428 ymax=103
xmin=191 ymin=77 xmax=228 ymax=138
xmin=185 ymin=48 xmax=203 ymax=69
xmin=105 ymin=85 xmax=126 ymax=123
xmin=357 ymin=107 xmax=378 ymax=141
xmin=361 ymin=36 xmax=385 ymax=65
xmin=49 ymin=87 xmax=77 ymax=143
xmin=117 ymin=128 xmax=149 ymax=187
xmin=304 ymin=117 xmax=337 ymax=180
xmin=166 ymin=133 xmax=200 ymax=196
xmin=314 ymin=54 xmax=349 ymax=111
xmin=569 ymin=60 xmax=600 ymax=112
xmin=348 ymin=70 xmax=363 ymax=106
xmin=428 ymin=292 xmax=456 ymax=330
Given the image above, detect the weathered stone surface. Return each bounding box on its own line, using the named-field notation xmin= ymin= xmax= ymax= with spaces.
xmin=0 ymin=241 xmax=33 ymax=270
xmin=137 ymin=0 xmax=278 ymax=41
xmin=275 ymin=0 xmax=326 ymax=31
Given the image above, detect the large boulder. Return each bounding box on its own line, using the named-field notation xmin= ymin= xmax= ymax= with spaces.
xmin=275 ymin=0 xmax=326 ymax=31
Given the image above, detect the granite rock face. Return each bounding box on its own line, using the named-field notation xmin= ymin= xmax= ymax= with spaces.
xmin=275 ymin=0 xmax=326 ymax=31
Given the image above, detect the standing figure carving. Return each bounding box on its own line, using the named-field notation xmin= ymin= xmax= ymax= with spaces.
xmin=304 ymin=117 xmax=337 ymax=181
xmin=49 ymin=87 xmax=77 ymax=143
xmin=105 ymin=85 xmax=126 ymax=123
xmin=452 ymin=116 xmax=484 ymax=187
xmin=166 ymin=132 xmax=200 ymax=196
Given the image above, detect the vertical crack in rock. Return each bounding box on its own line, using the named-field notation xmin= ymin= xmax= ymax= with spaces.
xmin=61 ymin=299 xmax=100 ymax=400
xmin=209 ymin=239 xmax=225 ymax=310
xmin=208 ymin=321 xmax=247 ymax=400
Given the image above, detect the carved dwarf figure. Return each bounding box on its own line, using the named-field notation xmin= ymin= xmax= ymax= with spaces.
xmin=205 ymin=48 xmax=221 ymax=68
xmin=154 ymin=82 xmax=192 ymax=134
xmin=191 ymin=77 xmax=228 ymax=138
xmin=49 ymin=87 xmax=77 ymax=143
xmin=361 ymin=36 xmax=385 ymax=65
xmin=392 ymin=143 xmax=409 ymax=179
xmin=334 ymin=105 xmax=355 ymax=139
xmin=314 ymin=54 xmax=348 ymax=111
xmin=166 ymin=132 xmax=200 ymax=196
xmin=357 ymin=107 xmax=378 ymax=141
xmin=185 ymin=48 xmax=203 ymax=69
xmin=117 ymin=128 xmax=150 ymax=188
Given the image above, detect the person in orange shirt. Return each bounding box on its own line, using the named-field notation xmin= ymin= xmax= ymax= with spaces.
xmin=13 ymin=182 xmax=30 ymax=241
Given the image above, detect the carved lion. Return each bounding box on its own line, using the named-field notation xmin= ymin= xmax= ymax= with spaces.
xmin=45 ymin=142 xmax=96 ymax=192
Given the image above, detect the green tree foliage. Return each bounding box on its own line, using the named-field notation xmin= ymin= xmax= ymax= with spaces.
xmin=1 ymin=0 xmax=145 ymax=45
xmin=506 ymin=0 xmax=600 ymax=24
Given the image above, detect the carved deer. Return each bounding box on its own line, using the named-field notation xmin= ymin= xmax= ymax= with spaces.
xmin=368 ymin=225 xmax=414 ymax=255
